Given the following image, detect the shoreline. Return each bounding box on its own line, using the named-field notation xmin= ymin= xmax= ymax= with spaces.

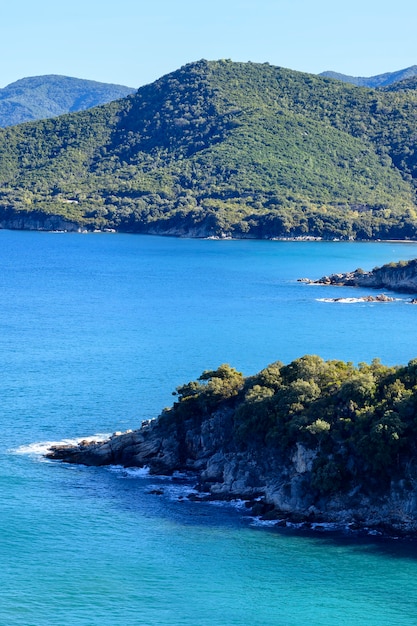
xmin=45 ymin=430 xmax=417 ymax=541
xmin=2 ymin=224 xmax=417 ymax=244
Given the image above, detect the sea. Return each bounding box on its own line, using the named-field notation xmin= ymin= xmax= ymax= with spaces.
xmin=3 ymin=230 xmax=417 ymax=626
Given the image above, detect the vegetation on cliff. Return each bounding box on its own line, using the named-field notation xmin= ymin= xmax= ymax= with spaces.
xmin=167 ymin=355 xmax=417 ymax=495
xmin=2 ymin=60 xmax=417 ymax=238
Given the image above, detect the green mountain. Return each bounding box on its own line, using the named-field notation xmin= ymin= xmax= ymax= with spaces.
xmin=320 ymin=65 xmax=417 ymax=88
xmin=1 ymin=59 xmax=417 ymax=239
xmin=0 ymin=75 xmax=135 ymax=127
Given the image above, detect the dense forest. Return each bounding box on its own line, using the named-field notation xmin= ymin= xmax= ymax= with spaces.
xmin=2 ymin=60 xmax=417 ymax=239
xmin=0 ymin=75 xmax=135 ymax=127
xmin=167 ymin=355 xmax=417 ymax=495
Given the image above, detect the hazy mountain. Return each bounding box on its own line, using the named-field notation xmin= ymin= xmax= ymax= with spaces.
xmin=0 ymin=60 xmax=417 ymax=239
xmin=319 ymin=65 xmax=417 ymax=88
xmin=0 ymin=75 xmax=136 ymax=127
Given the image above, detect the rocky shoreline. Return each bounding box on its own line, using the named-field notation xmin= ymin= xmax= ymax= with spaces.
xmin=300 ymin=258 xmax=417 ymax=295
xmin=46 ymin=407 xmax=417 ymax=538
xmin=319 ymin=293 xmax=397 ymax=303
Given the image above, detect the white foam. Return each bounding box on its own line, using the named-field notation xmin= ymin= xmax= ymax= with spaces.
xmin=205 ymin=498 xmax=249 ymax=512
xmin=163 ymin=483 xmax=199 ymax=500
xmin=249 ymin=517 xmax=283 ymax=527
xmin=107 ymin=465 xmax=150 ymax=478
xmin=285 ymin=521 xmax=308 ymax=529
xmin=317 ymin=297 xmax=367 ymax=303
xmin=317 ymin=297 xmax=401 ymax=304
xmin=311 ymin=522 xmax=340 ymax=531
xmin=171 ymin=470 xmax=196 ymax=480
xmin=11 ymin=434 xmax=110 ymax=460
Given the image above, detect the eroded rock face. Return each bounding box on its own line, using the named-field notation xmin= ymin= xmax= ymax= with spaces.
xmin=0 ymin=214 xmax=81 ymax=232
xmin=46 ymin=409 xmax=417 ymax=534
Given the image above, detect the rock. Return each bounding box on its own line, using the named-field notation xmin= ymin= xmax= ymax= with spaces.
xmin=292 ymin=443 xmax=316 ymax=473
xmin=45 ymin=401 xmax=417 ymax=535
xmin=328 ymin=293 xmax=395 ymax=303
xmin=303 ymin=259 xmax=417 ymax=294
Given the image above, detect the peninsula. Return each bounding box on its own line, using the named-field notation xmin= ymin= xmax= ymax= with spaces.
xmin=304 ymin=258 xmax=417 ymax=294
xmin=47 ymin=357 xmax=417 ymax=535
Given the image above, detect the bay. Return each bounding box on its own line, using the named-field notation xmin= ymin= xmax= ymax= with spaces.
xmin=2 ymin=230 xmax=417 ymax=625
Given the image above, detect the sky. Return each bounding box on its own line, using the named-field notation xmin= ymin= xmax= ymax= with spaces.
xmin=1 ymin=0 xmax=416 ymax=89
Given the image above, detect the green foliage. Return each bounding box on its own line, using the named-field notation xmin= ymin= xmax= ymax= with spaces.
xmin=2 ymin=61 xmax=417 ymax=237
xmin=311 ymin=456 xmax=345 ymax=494
xmin=167 ymin=354 xmax=417 ymax=495
xmin=306 ymin=418 xmax=331 ymax=435
xmin=172 ymin=363 xmax=243 ymax=421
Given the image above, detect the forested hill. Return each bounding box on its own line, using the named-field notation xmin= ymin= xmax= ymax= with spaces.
xmin=0 ymin=75 xmax=135 ymax=127
xmin=2 ymin=59 xmax=417 ymax=239
xmin=320 ymin=65 xmax=417 ymax=88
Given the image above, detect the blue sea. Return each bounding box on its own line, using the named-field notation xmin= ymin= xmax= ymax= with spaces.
xmin=3 ymin=230 xmax=417 ymax=625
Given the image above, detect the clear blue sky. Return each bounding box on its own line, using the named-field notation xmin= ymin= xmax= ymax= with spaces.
xmin=1 ymin=0 xmax=416 ymax=88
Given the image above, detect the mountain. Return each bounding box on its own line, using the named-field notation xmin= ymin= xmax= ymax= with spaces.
xmin=319 ymin=65 xmax=417 ymax=88
xmin=380 ymin=75 xmax=417 ymax=92
xmin=47 ymin=356 xmax=417 ymax=535
xmin=1 ymin=59 xmax=417 ymax=239
xmin=0 ymin=75 xmax=136 ymax=127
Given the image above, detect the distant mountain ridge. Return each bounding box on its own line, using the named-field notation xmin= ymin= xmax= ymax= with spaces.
xmin=320 ymin=65 xmax=417 ymax=88
xmin=0 ymin=75 xmax=136 ymax=127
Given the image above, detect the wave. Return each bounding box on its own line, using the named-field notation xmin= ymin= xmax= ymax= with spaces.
xmin=249 ymin=517 xmax=283 ymax=527
xmin=317 ymin=297 xmax=401 ymax=304
xmin=11 ymin=434 xmax=110 ymax=460
xmin=162 ymin=483 xmax=200 ymax=500
xmin=206 ymin=498 xmax=249 ymax=512
xmin=107 ymin=465 xmax=150 ymax=478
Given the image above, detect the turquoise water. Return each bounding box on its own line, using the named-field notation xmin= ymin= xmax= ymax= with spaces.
xmin=3 ymin=231 xmax=417 ymax=625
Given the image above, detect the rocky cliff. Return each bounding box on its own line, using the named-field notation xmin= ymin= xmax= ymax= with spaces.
xmin=46 ymin=357 xmax=417 ymax=535
xmin=0 ymin=208 xmax=82 ymax=232
xmin=46 ymin=413 xmax=417 ymax=534
xmin=308 ymin=258 xmax=417 ymax=293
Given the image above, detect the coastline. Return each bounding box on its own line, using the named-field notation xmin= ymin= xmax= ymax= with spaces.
xmin=2 ymin=219 xmax=417 ymax=244
xmin=45 ymin=420 xmax=417 ymax=540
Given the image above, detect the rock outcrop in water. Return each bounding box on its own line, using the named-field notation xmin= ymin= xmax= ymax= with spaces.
xmin=322 ymin=294 xmax=396 ymax=303
xmin=47 ymin=357 xmax=417 ymax=535
xmin=304 ymin=258 xmax=417 ymax=293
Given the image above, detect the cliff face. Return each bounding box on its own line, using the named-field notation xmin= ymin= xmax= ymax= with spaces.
xmin=47 ymin=408 xmax=417 ymax=534
xmin=0 ymin=212 xmax=81 ymax=232
xmin=314 ymin=259 xmax=417 ymax=293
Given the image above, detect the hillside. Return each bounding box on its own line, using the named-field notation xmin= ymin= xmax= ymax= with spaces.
xmin=1 ymin=60 xmax=417 ymax=239
xmin=320 ymin=65 xmax=417 ymax=88
xmin=47 ymin=355 xmax=417 ymax=534
xmin=0 ymin=75 xmax=135 ymax=127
